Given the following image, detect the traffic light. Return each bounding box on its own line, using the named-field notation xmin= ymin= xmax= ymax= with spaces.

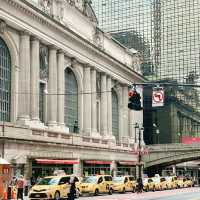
xmin=128 ymin=90 xmax=142 ymax=110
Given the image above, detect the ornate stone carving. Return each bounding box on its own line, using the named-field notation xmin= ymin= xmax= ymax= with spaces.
xmin=96 ymin=72 xmax=101 ymax=99
xmin=66 ymin=0 xmax=97 ymax=23
xmin=40 ymin=45 xmax=49 ymax=80
xmin=0 ymin=20 xmax=7 ymax=34
xmin=39 ymin=0 xmax=52 ymax=14
xmin=93 ymin=28 xmax=103 ymax=49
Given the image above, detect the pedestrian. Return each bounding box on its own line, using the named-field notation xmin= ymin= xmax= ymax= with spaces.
xmin=137 ymin=177 xmax=143 ymax=193
xmin=68 ymin=177 xmax=78 ymax=200
xmin=16 ymin=175 xmax=25 ymax=200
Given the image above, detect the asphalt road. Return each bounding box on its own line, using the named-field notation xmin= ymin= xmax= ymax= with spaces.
xmin=79 ymin=187 xmax=200 ymax=200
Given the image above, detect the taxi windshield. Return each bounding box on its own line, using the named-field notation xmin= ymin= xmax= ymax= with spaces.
xmin=82 ymin=176 xmax=98 ymax=183
xmin=37 ymin=178 xmax=59 ymax=185
xmin=113 ymin=177 xmax=124 ymax=183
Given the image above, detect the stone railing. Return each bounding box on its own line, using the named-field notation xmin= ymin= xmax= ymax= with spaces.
xmin=0 ymin=123 xmax=132 ymax=151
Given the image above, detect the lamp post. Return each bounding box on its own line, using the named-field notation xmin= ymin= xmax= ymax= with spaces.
xmin=156 ymin=128 xmax=160 ymax=144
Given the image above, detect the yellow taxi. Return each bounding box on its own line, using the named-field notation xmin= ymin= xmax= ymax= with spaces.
xmin=158 ymin=177 xmax=168 ymax=190
xmin=143 ymin=178 xmax=156 ymax=192
xmin=80 ymin=175 xmax=113 ymax=195
xmin=28 ymin=175 xmax=74 ymax=200
xmin=111 ymin=176 xmax=136 ymax=193
xmin=152 ymin=177 xmax=162 ymax=191
xmin=177 ymin=177 xmax=184 ymax=188
xmin=183 ymin=177 xmax=194 ymax=187
xmin=165 ymin=176 xmax=178 ymax=189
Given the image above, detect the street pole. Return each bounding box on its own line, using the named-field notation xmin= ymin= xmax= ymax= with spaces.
xmin=138 ymin=127 xmax=142 ymax=179
xmin=134 ymin=123 xmax=139 ymax=143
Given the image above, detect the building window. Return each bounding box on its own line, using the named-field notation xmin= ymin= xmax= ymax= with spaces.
xmin=39 ymin=82 xmax=45 ymax=122
xmin=112 ymin=89 xmax=119 ymax=140
xmin=64 ymin=68 xmax=78 ymax=133
xmin=0 ymin=37 xmax=11 ymax=122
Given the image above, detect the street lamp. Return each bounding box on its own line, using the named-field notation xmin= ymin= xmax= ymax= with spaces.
xmin=156 ymin=129 xmax=160 ymax=144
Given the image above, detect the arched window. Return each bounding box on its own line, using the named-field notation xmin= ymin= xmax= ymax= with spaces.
xmin=0 ymin=37 xmax=11 ymax=122
xmin=112 ymin=89 xmax=119 ymax=140
xmin=64 ymin=68 xmax=78 ymax=133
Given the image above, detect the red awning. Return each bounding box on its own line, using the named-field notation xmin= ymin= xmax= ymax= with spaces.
xmin=118 ymin=161 xmax=137 ymax=166
xmin=35 ymin=159 xmax=79 ymax=165
xmin=84 ymin=160 xmax=112 ymax=165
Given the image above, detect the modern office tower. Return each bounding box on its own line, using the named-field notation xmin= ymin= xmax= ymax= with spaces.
xmin=92 ymin=0 xmax=200 ymax=143
xmin=92 ymin=0 xmax=155 ymax=79
xmin=92 ymin=0 xmax=200 ymax=82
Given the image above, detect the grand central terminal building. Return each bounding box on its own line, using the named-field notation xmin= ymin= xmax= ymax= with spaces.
xmin=0 ymin=0 xmax=145 ymax=179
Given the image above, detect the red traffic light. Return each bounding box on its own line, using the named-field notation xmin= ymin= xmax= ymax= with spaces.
xmin=128 ymin=90 xmax=135 ymax=97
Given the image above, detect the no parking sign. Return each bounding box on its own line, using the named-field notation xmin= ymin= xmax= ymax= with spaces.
xmin=152 ymin=87 xmax=164 ymax=107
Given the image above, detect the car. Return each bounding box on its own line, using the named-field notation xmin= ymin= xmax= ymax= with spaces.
xmin=143 ymin=178 xmax=156 ymax=192
xmin=159 ymin=177 xmax=168 ymax=190
xmin=165 ymin=176 xmax=178 ymax=189
xmin=111 ymin=176 xmax=136 ymax=193
xmin=28 ymin=175 xmax=76 ymax=200
xmin=183 ymin=177 xmax=194 ymax=187
xmin=80 ymin=175 xmax=113 ymax=195
xmin=177 ymin=177 xmax=184 ymax=188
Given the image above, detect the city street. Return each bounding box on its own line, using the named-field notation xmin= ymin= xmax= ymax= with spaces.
xmin=79 ymin=187 xmax=200 ymax=200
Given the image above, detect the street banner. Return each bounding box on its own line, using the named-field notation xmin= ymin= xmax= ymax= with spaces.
xmin=152 ymin=87 xmax=164 ymax=107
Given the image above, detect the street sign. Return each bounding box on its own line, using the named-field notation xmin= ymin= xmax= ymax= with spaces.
xmin=152 ymin=87 xmax=164 ymax=107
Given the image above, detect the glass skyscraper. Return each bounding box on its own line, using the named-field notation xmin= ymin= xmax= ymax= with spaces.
xmin=92 ymin=0 xmax=200 ymax=144
xmin=92 ymin=0 xmax=200 ymax=83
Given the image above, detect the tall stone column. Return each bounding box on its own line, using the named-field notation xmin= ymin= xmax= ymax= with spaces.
xmin=18 ymin=31 xmax=31 ymax=122
xmin=57 ymin=50 xmax=65 ymax=127
xmin=100 ymin=73 xmax=108 ymax=136
xmin=91 ymin=68 xmax=98 ymax=136
xmin=30 ymin=37 xmax=40 ymax=122
xmin=122 ymin=85 xmax=129 ymax=143
xmin=83 ymin=64 xmax=92 ymax=135
xmin=48 ymin=46 xmax=57 ymax=126
xmin=107 ymin=76 xmax=112 ymax=137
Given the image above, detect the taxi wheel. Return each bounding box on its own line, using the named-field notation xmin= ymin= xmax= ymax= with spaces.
xmin=54 ymin=191 xmax=60 ymax=200
xmin=94 ymin=189 xmax=99 ymax=196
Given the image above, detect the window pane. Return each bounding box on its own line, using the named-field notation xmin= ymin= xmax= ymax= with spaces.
xmin=112 ymin=89 xmax=119 ymax=140
xmin=0 ymin=37 xmax=11 ymax=122
xmin=64 ymin=68 xmax=78 ymax=133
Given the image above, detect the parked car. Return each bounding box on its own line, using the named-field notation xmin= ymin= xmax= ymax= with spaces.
xmin=28 ymin=175 xmax=77 ymax=200
xmin=183 ymin=177 xmax=194 ymax=187
xmin=111 ymin=176 xmax=136 ymax=193
xmin=143 ymin=178 xmax=156 ymax=192
xmin=80 ymin=175 xmax=113 ymax=195
xmin=165 ymin=176 xmax=178 ymax=189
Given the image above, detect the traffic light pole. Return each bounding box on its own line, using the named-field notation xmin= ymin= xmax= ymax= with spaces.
xmin=138 ymin=127 xmax=142 ymax=179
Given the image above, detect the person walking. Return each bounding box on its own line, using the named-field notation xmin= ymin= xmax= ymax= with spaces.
xmin=137 ymin=177 xmax=143 ymax=193
xmin=68 ymin=177 xmax=79 ymax=200
xmin=16 ymin=175 xmax=25 ymax=200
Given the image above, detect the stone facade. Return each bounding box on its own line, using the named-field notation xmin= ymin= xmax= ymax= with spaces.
xmin=0 ymin=0 xmax=145 ymax=178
